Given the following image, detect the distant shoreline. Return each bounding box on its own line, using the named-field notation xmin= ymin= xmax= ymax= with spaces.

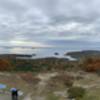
xmin=0 ymin=50 xmax=100 ymax=61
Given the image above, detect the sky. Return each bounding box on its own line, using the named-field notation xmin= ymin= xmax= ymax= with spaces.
xmin=0 ymin=0 xmax=100 ymax=53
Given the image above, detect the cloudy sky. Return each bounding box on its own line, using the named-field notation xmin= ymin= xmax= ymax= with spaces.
xmin=0 ymin=0 xmax=100 ymax=53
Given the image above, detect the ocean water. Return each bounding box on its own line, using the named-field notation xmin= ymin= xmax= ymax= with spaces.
xmin=30 ymin=46 xmax=100 ymax=59
xmin=1 ymin=40 xmax=100 ymax=60
xmin=31 ymin=47 xmax=76 ymax=59
xmin=30 ymin=46 xmax=100 ymax=60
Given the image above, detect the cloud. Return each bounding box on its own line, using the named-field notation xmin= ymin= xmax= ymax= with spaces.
xmin=0 ymin=0 xmax=100 ymax=53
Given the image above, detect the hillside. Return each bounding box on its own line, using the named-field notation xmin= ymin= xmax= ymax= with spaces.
xmin=66 ymin=50 xmax=100 ymax=59
xmin=0 ymin=54 xmax=32 ymax=59
xmin=0 ymin=52 xmax=100 ymax=99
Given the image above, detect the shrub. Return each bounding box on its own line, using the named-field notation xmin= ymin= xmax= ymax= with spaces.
xmin=82 ymin=57 xmax=100 ymax=72
xmin=15 ymin=61 xmax=33 ymax=71
xmin=68 ymin=86 xmax=86 ymax=99
xmin=0 ymin=59 xmax=12 ymax=71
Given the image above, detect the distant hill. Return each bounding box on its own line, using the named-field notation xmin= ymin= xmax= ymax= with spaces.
xmin=0 ymin=54 xmax=32 ymax=59
xmin=66 ymin=50 xmax=100 ymax=59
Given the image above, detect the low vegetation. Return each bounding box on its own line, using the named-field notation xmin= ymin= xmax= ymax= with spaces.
xmin=0 ymin=58 xmax=78 ymax=72
xmin=68 ymin=86 xmax=86 ymax=100
xmin=81 ymin=57 xmax=100 ymax=72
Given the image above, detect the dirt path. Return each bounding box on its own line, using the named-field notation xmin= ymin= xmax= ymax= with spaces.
xmin=23 ymin=94 xmax=32 ymax=100
xmin=37 ymin=72 xmax=58 ymax=93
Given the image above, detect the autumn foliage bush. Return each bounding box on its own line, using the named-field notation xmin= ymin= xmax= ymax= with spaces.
xmin=82 ymin=57 xmax=100 ymax=72
xmin=0 ymin=59 xmax=12 ymax=71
